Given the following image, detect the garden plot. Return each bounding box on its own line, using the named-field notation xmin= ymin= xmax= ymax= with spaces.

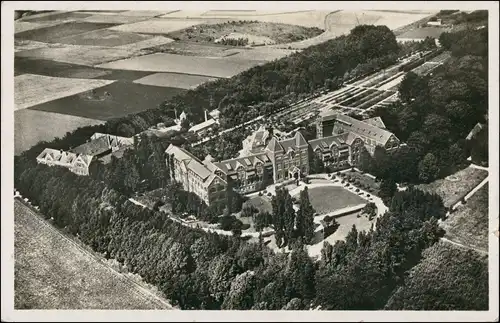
xmin=15 ymin=74 xmax=114 ymax=110
xmin=16 ymin=44 xmax=149 ymax=66
xmin=14 ymin=200 xmax=172 ymax=309
xmin=27 ymin=81 xmax=186 ymax=121
xmin=417 ymin=166 xmax=489 ymax=208
xmin=15 ymin=110 xmax=105 ymax=155
xmin=54 ymin=29 xmax=153 ymax=47
xmin=133 ymin=73 xmax=218 ymax=89
xmin=108 ymin=18 xmax=206 ymax=34
xmin=96 ymin=53 xmax=267 ymax=78
xmin=15 ymin=21 xmax=120 ymax=43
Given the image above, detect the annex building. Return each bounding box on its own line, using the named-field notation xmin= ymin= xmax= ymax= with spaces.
xmin=166 ymin=113 xmax=400 ymax=205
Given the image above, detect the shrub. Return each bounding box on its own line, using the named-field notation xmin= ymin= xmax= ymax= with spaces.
xmin=241 ymin=223 xmax=251 ymax=230
xmin=367 ymin=194 xmax=371 ymax=197
xmin=355 ymin=188 xmax=360 ymax=193
xmin=267 ymin=193 xmax=272 ymax=197
xmin=336 ymin=171 xmax=341 ymax=175
xmin=258 ymin=191 xmax=263 ymax=196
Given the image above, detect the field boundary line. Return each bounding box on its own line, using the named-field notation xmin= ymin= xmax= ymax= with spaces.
xmin=14 ymin=198 xmax=175 ymax=310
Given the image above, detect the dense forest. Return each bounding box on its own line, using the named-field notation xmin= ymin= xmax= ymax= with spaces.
xmin=14 ymin=22 xmax=489 ymax=310
xmin=360 ymin=26 xmax=488 ymax=183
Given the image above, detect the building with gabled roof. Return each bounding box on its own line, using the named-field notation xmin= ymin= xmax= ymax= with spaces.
xmin=36 ymin=148 xmax=93 ymax=176
xmin=166 ymin=144 xmax=227 ymax=205
xmin=166 ymin=114 xmax=400 ymax=202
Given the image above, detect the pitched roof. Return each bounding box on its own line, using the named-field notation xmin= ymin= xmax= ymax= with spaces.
xmin=213 ymin=152 xmax=270 ymax=174
xmin=165 ymin=144 xmax=212 ymax=180
xmin=332 ymin=114 xmax=396 ymax=146
xmin=70 ymin=136 xmax=111 ymax=156
xmin=265 ymin=137 xmax=284 ymax=153
xmin=189 ymin=118 xmax=217 ymax=133
xmin=37 ymin=148 xmax=93 ymax=167
xmin=309 ymin=133 xmax=349 ymax=151
xmin=363 ymin=116 xmax=386 ymax=129
xmin=91 ymin=133 xmax=134 ymax=147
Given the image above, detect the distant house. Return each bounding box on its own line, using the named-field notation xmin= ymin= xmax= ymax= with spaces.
xmin=189 ymin=118 xmax=217 ymax=136
xmin=36 ymin=148 xmax=93 ymax=176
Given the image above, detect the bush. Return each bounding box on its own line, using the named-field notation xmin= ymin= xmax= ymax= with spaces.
xmin=267 ymin=193 xmax=272 ymax=197
xmin=258 ymin=191 xmax=263 ymax=196
xmin=336 ymin=171 xmax=341 ymax=175
xmin=355 ymin=188 xmax=360 ymax=193
xmin=367 ymin=194 xmax=371 ymax=197
xmin=341 ymin=180 xmax=345 ymax=184
xmin=241 ymin=223 xmax=251 ymax=230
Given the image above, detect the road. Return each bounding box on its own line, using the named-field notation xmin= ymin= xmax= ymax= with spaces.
xmin=14 ymin=197 xmax=174 ymax=310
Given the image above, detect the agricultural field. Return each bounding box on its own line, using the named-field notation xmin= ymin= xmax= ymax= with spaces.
xmin=416 ymin=166 xmax=489 ymax=208
xmin=14 ymin=200 xmax=172 ymax=309
xmin=147 ymin=41 xmax=238 ymax=57
xmin=441 ymin=185 xmax=489 ymax=252
xmin=15 ymin=57 xmax=155 ymax=80
xmin=397 ymin=26 xmax=453 ymax=40
xmin=14 ymin=109 xmax=105 ymax=155
xmin=54 ymin=28 xmax=153 ymax=47
xmin=15 ymin=21 xmax=120 ymax=43
xmin=14 ymin=74 xmax=115 ymax=110
xmin=16 ymin=44 xmax=150 ymax=66
xmin=294 ymin=186 xmax=366 ymax=215
xmin=167 ymin=21 xmax=324 ymax=46
xmin=133 ymin=73 xmax=218 ymax=89
xmin=96 ymin=53 xmax=267 ymax=78
xmin=108 ymin=18 xmax=207 ymax=34
xmin=27 ymin=81 xmax=186 ymax=121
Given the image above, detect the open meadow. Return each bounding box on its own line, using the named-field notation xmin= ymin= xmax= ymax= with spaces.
xmin=133 ymin=72 xmax=219 ymax=89
xmin=416 ymin=166 xmax=489 ymax=208
xmin=294 ymin=186 xmax=366 ymax=215
xmin=441 ymin=185 xmax=489 ymax=252
xmin=27 ymin=81 xmax=186 ymax=120
xmin=14 ymin=74 xmax=114 ymax=110
xmin=14 ymin=109 xmax=105 ymax=155
xmin=14 ymin=200 xmax=172 ymax=309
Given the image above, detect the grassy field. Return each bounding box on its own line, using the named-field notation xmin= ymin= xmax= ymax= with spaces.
xmin=14 ymin=39 xmax=51 ymax=53
xmin=27 ymin=81 xmax=186 ymax=120
xmin=19 ymin=11 xmax=92 ymax=22
xmin=96 ymin=52 xmax=267 ymax=78
xmin=133 ymin=72 xmax=218 ymax=89
xmin=148 ymin=41 xmax=239 ymax=57
xmin=14 ymin=200 xmax=172 ymax=309
xmin=441 ymin=185 xmax=489 ymax=252
xmin=397 ymin=26 xmax=453 ymax=39
xmin=54 ymin=28 xmax=153 ymax=47
xmin=15 ymin=74 xmax=115 ymax=110
xmin=295 ymin=186 xmax=366 ymax=215
xmin=116 ymin=36 xmax=174 ymax=50
xmin=15 ymin=57 xmax=156 ymax=80
xmin=167 ymin=21 xmax=324 ymax=46
xmin=81 ymin=14 xmax=153 ymax=24
xmin=109 ymin=18 xmax=207 ymax=34
xmin=15 ymin=109 xmax=105 ymax=155
xmin=223 ymin=47 xmax=297 ymax=61
xmin=417 ymin=166 xmax=489 ymax=208
xmin=15 ymin=21 xmax=120 ymax=43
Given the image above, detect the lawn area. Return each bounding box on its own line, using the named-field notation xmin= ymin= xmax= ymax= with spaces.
xmin=441 ymin=185 xmax=489 ymax=252
xmin=245 ymin=195 xmax=273 ymax=214
xmin=416 ymin=166 xmax=489 ymax=208
xmin=295 ymin=186 xmax=366 ymax=215
xmin=15 ymin=109 xmax=104 ymax=155
xmin=27 ymin=81 xmax=186 ymax=121
xmin=14 ymin=200 xmax=172 ymax=309
xmin=15 ymin=21 xmax=120 ymax=43
xmin=167 ymin=21 xmax=324 ymax=46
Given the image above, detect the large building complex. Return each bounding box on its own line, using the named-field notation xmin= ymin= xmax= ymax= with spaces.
xmin=167 ymin=113 xmax=400 ymax=205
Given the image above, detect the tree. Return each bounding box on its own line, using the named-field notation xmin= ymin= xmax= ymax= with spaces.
xmin=221 ymin=270 xmax=256 ymax=310
xmin=379 ymin=178 xmax=397 ymax=205
xmin=296 ymin=187 xmax=316 ymax=244
xmin=418 ymin=153 xmax=441 ymax=183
